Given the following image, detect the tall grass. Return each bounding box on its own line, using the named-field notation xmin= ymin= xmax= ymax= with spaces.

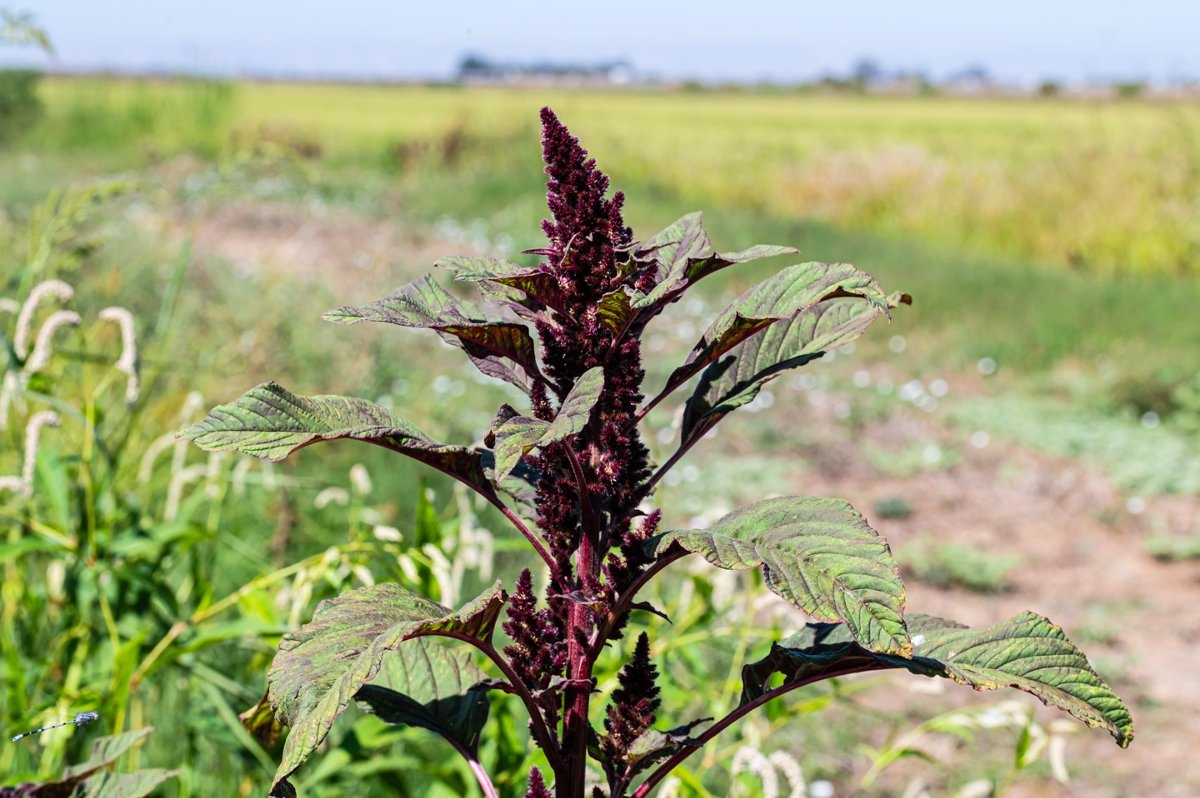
xmin=35 ymin=76 xmax=234 ymax=156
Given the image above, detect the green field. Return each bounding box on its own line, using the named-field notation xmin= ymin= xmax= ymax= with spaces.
xmin=2 ymin=75 xmax=1198 ymax=796
xmin=30 ymin=77 xmax=1200 ymax=277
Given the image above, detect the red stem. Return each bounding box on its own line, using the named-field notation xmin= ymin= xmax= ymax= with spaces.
xmin=631 ymin=663 xmax=893 ymax=798
xmin=497 ymin=503 xmax=556 ymax=575
xmin=559 ymin=443 xmax=599 ymax=798
xmin=413 ymin=630 xmax=564 ymax=772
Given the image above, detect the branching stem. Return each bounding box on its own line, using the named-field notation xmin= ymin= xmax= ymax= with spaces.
xmin=496 ymin=503 xmax=556 ymax=575
xmin=421 ymin=630 xmax=564 ymax=772
xmin=589 ymin=548 xmax=689 ymax=662
xmin=632 ymin=663 xmax=892 ymax=798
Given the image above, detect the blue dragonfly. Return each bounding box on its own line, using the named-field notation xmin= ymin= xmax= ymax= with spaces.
xmin=11 ymin=711 xmax=100 ymax=742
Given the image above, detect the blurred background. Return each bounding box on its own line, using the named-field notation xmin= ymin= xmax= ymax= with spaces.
xmin=1 ymin=3 xmax=1197 ymax=796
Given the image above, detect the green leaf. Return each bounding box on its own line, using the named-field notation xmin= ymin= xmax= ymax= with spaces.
xmin=0 ymin=729 xmax=181 ymax=798
xmin=179 ymin=382 xmax=499 ymax=502
xmin=630 ymin=212 xmax=798 ymax=311
xmin=355 ymin=643 xmax=490 ymax=754
xmin=655 ymin=262 xmax=889 ymax=405
xmin=620 ymin=718 xmax=708 ymax=778
xmin=681 ymin=291 xmax=911 ymax=448
xmin=911 ymin=612 xmax=1134 ymax=746
xmin=652 ymin=497 xmax=909 ymax=656
xmin=493 ymin=416 xmax=550 ymax=485
xmin=64 ymin=728 xmax=155 ymax=780
xmin=323 ymin=275 xmax=542 ymax=392
xmin=267 ymin=581 xmax=506 ymax=791
xmin=743 ymin=612 xmax=1134 ymax=748
xmin=78 ymin=769 xmax=182 ymax=798
xmin=491 ymin=366 xmax=604 ymax=481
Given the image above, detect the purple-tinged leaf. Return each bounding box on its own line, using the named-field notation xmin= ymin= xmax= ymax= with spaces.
xmin=179 ymin=382 xmax=499 ymax=503
xmin=649 ymin=262 xmax=888 ymax=409
xmin=323 ymin=275 xmax=542 ymax=393
xmin=597 ymin=288 xmax=635 ymax=335
xmin=439 ymin=255 xmax=568 ymax=312
xmin=744 ymin=612 xmax=1133 ymax=748
xmin=491 ymin=366 xmax=604 ymax=481
xmin=652 ymin=497 xmax=909 ymax=656
xmin=322 ymin=274 xmax=472 ymax=326
xmin=629 ymin=212 xmax=797 ymax=311
xmin=680 ymin=292 xmax=911 ymax=448
xmin=267 ymin=581 xmax=506 ymax=791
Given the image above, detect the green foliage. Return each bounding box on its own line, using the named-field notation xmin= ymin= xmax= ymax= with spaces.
xmin=2 ymin=728 xmax=177 ymax=797
xmin=1 ymin=177 xmax=498 ymax=796
xmin=184 ymin=112 xmax=1132 ymax=797
xmin=0 ymin=8 xmax=51 ymax=52
xmin=653 ymin=497 xmax=909 ymax=656
xmin=899 ymin=535 xmax=1021 ymax=593
xmin=37 ymin=77 xmax=235 ymax=157
xmin=0 ymin=69 xmax=42 ymax=145
xmin=1145 ymin=532 xmax=1200 ymax=563
xmin=13 ymin=77 xmax=1200 ymax=277
xmin=952 ymin=394 xmax=1200 ymax=495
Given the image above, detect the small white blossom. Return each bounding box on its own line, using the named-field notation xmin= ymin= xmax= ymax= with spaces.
xmin=2 ymin=411 xmax=62 ymax=496
xmin=314 ymin=487 xmax=350 ymax=509
xmin=14 ymin=280 xmax=73 ymax=359
xmin=98 ymin=306 xmax=139 ymax=403
xmin=349 ymin=463 xmax=372 ymax=496
xmin=165 ymin=464 xmax=208 ymax=522
xmin=23 ymin=411 xmax=60 ymax=486
xmin=23 ymin=310 xmax=81 ymax=376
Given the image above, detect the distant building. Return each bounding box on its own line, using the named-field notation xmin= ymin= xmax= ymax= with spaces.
xmin=457 ymin=54 xmax=634 ymax=87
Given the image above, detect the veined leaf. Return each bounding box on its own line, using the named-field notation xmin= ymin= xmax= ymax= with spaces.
xmin=439 ymin=255 xmax=567 ymax=312
xmin=743 ymin=612 xmax=1134 ymax=748
xmin=178 ymin=382 xmax=499 ymax=502
xmin=681 ymin=291 xmax=911 ymax=448
xmin=493 ymin=416 xmax=549 ymax=486
xmin=322 ymin=274 xmax=471 ymax=325
xmin=630 ymin=212 xmax=798 ymax=311
xmin=654 ymin=262 xmax=888 ymax=405
xmin=323 ymin=274 xmax=542 ymax=393
xmin=652 ymin=497 xmax=909 ymax=656
xmin=63 ymin=728 xmax=155 ymax=780
xmin=76 ymin=769 xmax=181 ymax=798
xmin=355 ymin=644 xmax=490 ymax=754
xmin=492 ymin=366 xmax=604 ymax=481
xmin=622 ymin=718 xmax=709 ymax=777
xmin=267 ymin=581 xmax=506 ymax=791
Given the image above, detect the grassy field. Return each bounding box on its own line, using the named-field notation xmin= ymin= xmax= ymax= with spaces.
xmin=2 ymin=75 xmax=1199 ymax=797
xmin=32 ymin=77 xmax=1200 ymax=277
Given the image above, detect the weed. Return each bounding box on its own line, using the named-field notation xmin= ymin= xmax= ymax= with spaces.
xmin=900 ymin=535 xmax=1021 ymax=593
xmin=1145 ymin=533 xmax=1200 ymax=562
xmin=184 ymin=109 xmax=1131 ymax=797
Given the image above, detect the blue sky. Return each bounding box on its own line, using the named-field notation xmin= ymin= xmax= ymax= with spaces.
xmin=4 ymin=1 xmax=1198 ymax=85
